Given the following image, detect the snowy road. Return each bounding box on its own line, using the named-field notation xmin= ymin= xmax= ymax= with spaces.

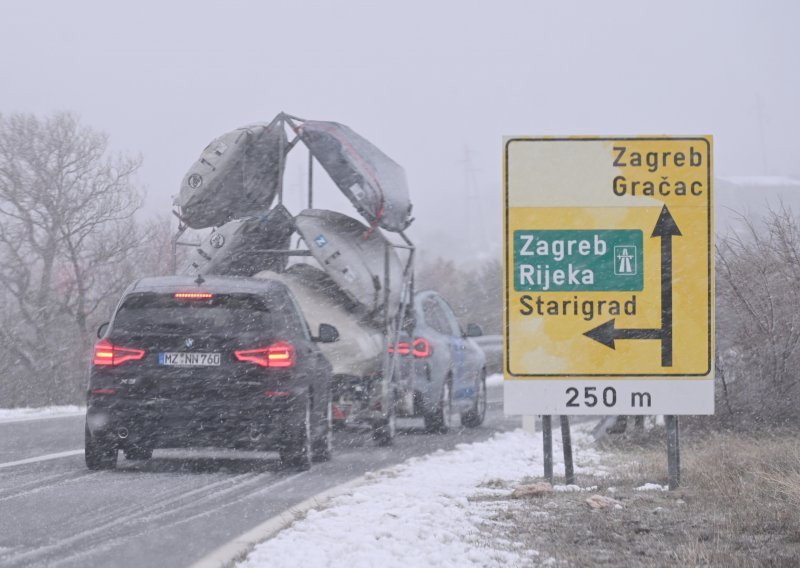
xmin=0 ymin=384 xmax=517 ymax=568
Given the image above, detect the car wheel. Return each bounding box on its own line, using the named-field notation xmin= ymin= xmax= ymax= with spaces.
xmin=372 ymin=395 xmax=397 ymax=447
xmin=84 ymin=424 xmax=118 ymax=471
xmin=424 ymin=380 xmax=453 ymax=434
xmin=461 ymin=372 xmax=487 ymax=428
xmin=279 ymin=397 xmax=312 ymax=471
xmin=124 ymin=447 xmax=153 ymax=461
xmin=312 ymin=398 xmax=333 ymax=463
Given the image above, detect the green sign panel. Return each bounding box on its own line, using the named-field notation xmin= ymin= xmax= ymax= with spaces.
xmin=513 ymin=230 xmax=643 ymax=292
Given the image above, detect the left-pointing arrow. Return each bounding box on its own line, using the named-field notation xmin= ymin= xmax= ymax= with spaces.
xmin=583 ymin=318 xmax=663 ymax=349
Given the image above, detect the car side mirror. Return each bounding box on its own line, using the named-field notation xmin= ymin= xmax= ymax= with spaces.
xmin=316 ymin=323 xmax=339 ymax=343
xmin=97 ymin=322 xmax=109 ymax=338
xmin=466 ymin=323 xmax=483 ymax=337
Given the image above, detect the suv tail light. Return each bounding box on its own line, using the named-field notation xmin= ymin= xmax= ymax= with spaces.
xmin=93 ymin=339 xmax=146 ymax=366
xmin=412 ymin=338 xmax=432 ymax=358
xmin=235 ymin=341 xmax=295 ymax=368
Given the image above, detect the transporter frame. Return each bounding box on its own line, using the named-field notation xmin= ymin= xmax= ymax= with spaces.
xmin=171 ymin=113 xmax=416 ymax=445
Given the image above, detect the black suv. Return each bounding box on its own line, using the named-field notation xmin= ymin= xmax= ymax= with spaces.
xmin=85 ymin=275 xmax=338 ymax=471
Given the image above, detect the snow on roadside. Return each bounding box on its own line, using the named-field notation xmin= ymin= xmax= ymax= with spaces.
xmin=635 ymin=483 xmax=668 ymax=492
xmin=485 ymin=372 xmax=504 ymax=387
xmin=240 ymin=424 xmax=606 ymax=568
xmin=0 ymin=405 xmax=85 ymax=424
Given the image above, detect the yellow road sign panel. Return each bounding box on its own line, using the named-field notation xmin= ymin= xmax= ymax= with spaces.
xmin=503 ymin=137 xmax=714 ymax=414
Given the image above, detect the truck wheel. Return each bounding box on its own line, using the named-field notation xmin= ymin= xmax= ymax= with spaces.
xmin=84 ymin=424 xmax=118 ymax=471
xmin=312 ymin=399 xmax=333 ymax=462
xmin=372 ymin=406 xmax=396 ymax=447
xmin=279 ymin=398 xmax=312 ymax=471
xmin=461 ymin=373 xmax=486 ymax=428
xmin=424 ymin=381 xmax=453 ymax=434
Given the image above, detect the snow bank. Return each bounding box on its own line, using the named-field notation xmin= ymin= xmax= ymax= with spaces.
xmin=635 ymin=483 xmax=668 ymax=492
xmin=240 ymin=424 xmax=605 ymax=568
xmin=485 ymin=373 xmax=504 ymax=387
xmin=0 ymin=405 xmax=85 ymax=424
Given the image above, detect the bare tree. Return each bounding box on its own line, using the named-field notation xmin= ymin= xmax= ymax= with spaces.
xmin=716 ymin=205 xmax=800 ymax=425
xmin=0 ymin=112 xmax=144 ymax=405
xmin=84 ymin=213 xmax=183 ymax=329
xmin=416 ymin=255 xmax=502 ymax=335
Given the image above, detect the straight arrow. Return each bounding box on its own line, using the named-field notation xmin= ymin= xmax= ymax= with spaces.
xmin=584 ymin=205 xmax=681 ymax=367
xmin=651 ymin=205 xmax=681 ymax=366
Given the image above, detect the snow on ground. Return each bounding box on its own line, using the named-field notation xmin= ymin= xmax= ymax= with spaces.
xmin=485 ymin=372 xmax=504 ymax=387
xmin=635 ymin=483 xmax=668 ymax=492
xmin=0 ymin=405 xmax=85 ymax=424
xmin=240 ymin=422 xmax=608 ymax=568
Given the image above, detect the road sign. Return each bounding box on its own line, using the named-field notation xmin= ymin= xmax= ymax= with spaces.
xmin=503 ymin=137 xmax=714 ymax=415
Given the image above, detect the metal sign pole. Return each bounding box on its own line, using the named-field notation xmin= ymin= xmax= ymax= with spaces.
xmin=171 ymin=228 xmax=179 ymax=275
xmin=170 ymin=211 xmax=187 ymax=275
xmin=560 ymin=415 xmax=575 ymax=485
xmin=307 ymin=151 xmax=314 ymax=209
xmin=380 ymin=242 xmax=394 ymax=421
xmin=666 ymin=415 xmax=681 ymax=490
xmin=542 ymin=415 xmax=553 ymax=483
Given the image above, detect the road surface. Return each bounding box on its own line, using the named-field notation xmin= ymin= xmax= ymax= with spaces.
xmin=0 ymin=384 xmax=517 ymax=567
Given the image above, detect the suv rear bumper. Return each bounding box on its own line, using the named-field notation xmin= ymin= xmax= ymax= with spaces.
xmin=86 ymin=392 xmax=306 ymax=451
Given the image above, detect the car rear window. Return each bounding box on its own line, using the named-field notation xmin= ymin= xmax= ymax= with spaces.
xmin=112 ymin=292 xmax=301 ymax=336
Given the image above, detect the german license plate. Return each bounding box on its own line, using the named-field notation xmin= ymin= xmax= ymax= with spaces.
xmin=159 ymin=352 xmax=221 ymax=367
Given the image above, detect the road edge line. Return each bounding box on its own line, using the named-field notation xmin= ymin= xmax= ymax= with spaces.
xmin=189 ymin=476 xmax=368 ymax=568
xmin=0 ymin=410 xmax=85 ymax=425
xmin=0 ymin=449 xmax=84 ymax=470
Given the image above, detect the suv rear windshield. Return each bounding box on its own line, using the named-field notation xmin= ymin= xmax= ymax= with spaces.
xmin=112 ymin=292 xmax=303 ymax=336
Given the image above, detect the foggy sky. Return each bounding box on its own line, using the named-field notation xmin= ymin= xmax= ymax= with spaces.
xmin=1 ymin=0 xmax=798 ymax=259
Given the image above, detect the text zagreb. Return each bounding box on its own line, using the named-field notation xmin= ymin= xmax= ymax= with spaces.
xmin=517 ymin=234 xmax=606 ymax=290
xmin=612 ymin=145 xmax=705 ymax=197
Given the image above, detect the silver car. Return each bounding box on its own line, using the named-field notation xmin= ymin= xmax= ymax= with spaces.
xmin=393 ymin=290 xmax=487 ymax=432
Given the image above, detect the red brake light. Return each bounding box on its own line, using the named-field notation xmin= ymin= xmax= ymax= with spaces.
xmin=413 ymin=338 xmax=432 ymax=358
xmin=388 ymin=342 xmax=411 ymax=355
xmin=174 ymin=292 xmax=214 ymax=300
xmin=93 ymin=339 xmax=145 ymax=366
xmin=264 ymin=390 xmax=291 ymax=397
xmin=235 ymin=341 xmax=295 ymax=368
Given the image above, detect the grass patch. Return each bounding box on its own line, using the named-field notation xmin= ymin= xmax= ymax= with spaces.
xmin=475 ymin=429 xmax=800 ymax=567
xmin=682 ymin=432 xmax=800 ymax=549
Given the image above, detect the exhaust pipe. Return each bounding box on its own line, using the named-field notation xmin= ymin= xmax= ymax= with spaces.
xmin=117 ymin=427 xmax=129 ymax=439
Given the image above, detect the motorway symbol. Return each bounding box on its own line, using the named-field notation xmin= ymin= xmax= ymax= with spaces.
xmin=614 ymin=246 xmax=636 ymax=275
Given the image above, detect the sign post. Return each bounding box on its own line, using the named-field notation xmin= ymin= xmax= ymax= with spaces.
xmin=503 ymin=137 xmax=714 ymax=485
xmin=560 ymin=415 xmax=575 ymax=485
xmin=542 ymin=415 xmax=553 ymax=483
xmin=665 ymin=414 xmax=681 ymax=489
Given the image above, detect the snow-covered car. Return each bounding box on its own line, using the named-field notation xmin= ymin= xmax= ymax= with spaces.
xmin=84 ymin=275 xmax=338 ymax=471
xmin=393 ymin=290 xmax=487 ymax=431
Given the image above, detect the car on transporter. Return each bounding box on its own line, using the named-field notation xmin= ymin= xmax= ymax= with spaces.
xmin=84 ymin=275 xmax=339 ymax=471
